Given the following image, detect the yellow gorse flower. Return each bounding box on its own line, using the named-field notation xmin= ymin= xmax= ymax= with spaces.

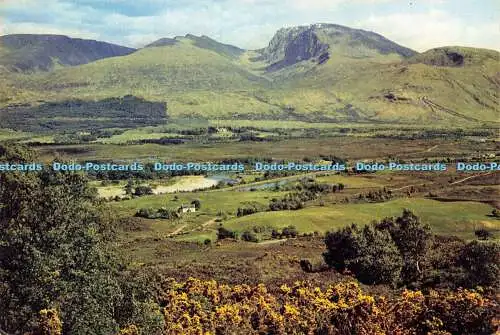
xmin=137 ymin=278 xmax=497 ymax=335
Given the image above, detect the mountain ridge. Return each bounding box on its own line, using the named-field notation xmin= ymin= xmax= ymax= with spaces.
xmin=1 ymin=24 xmax=498 ymax=126
xmin=407 ymin=46 xmax=500 ymax=67
xmin=0 ymin=34 xmax=136 ymax=72
xmin=145 ymin=34 xmax=245 ymax=59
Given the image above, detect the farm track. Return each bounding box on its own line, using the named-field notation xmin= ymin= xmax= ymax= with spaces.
xmin=167 ymin=224 xmax=187 ymax=237
xmin=168 ymin=218 xmax=218 ymax=238
xmin=426 ymin=145 xmax=439 ymax=152
xmin=449 ymin=172 xmax=496 ymax=185
xmin=421 ymin=97 xmax=485 ymax=123
xmin=257 ymin=239 xmax=288 ymax=245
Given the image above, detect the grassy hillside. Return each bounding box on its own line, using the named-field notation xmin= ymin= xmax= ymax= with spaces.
xmin=248 ymin=27 xmax=499 ymax=124
xmin=224 ymin=198 xmax=498 ymax=239
xmin=273 ymin=50 xmax=500 ymax=123
xmin=1 ymin=25 xmax=498 ymax=126
xmin=408 ymin=46 xmax=499 ymax=67
xmin=3 ymin=39 xmax=276 ymax=119
xmin=27 ymin=40 xmax=267 ymax=92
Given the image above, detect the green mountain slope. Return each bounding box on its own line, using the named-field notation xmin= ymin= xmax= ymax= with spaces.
xmin=0 ymin=34 xmax=136 ymax=72
xmin=241 ymin=26 xmax=499 ymax=124
xmin=1 ymin=25 xmax=498 ymax=126
xmin=145 ymin=34 xmax=245 ymax=60
xmin=408 ymin=46 xmax=499 ymax=67
xmin=5 ymin=38 xmax=274 ymax=119
xmin=33 ymin=40 xmax=265 ymax=92
xmin=176 ymin=34 xmax=245 ymax=59
xmin=271 ymin=45 xmax=499 ymax=123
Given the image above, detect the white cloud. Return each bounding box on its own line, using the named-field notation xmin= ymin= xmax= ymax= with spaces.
xmin=357 ymin=10 xmax=500 ymax=51
xmin=290 ymin=0 xmax=395 ymax=10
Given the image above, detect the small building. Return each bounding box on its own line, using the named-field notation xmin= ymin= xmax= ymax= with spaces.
xmin=179 ymin=204 xmax=196 ymax=213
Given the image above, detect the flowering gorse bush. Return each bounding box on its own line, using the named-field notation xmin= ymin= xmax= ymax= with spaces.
xmin=33 ymin=278 xmax=498 ymax=334
xmin=148 ymin=278 xmax=498 ymax=335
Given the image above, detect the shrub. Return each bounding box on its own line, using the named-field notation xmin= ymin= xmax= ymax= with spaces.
xmin=124 ymin=180 xmax=134 ymax=195
xmin=282 ymin=225 xmax=298 ymax=238
xmin=459 ymin=240 xmax=499 ymax=288
xmin=475 ymin=228 xmax=493 ymax=240
xmin=237 ymin=202 xmax=265 ymax=217
xmin=216 ymin=227 xmax=236 ymax=240
xmin=300 ymin=259 xmax=313 ymax=273
xmin=157 ymin=207 xmax=180 ymax=220
xmin=134 ymin=185 xmax=154 ymax=196
xmin=157 ymin=278 xmax=499 ymax=334
xmin=241 ymin=230 xmax=259 ymax=242
xmin=191 ymin=199 xmax=201 ymax=210
xmin=135 ymin=208 xmax=156 ymax=219
xmin=324 ymin=224 xmax=403 ymax=286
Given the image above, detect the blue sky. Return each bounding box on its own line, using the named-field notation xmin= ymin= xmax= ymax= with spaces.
xmin=1 ymin=0 xmax=498 ymax=51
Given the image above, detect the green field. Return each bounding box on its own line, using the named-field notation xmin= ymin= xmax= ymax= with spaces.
xmin=97 ymin=129 xmax=181 ymax=144
xmin=113 ymin=189 xmax=287 ymax=216
xmin=0 ymin=129 xmax=32 ymax=140
xmin=224 ymin=198 xmax=499 ymax=239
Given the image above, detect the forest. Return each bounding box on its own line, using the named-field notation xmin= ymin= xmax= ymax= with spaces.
xmin=0 ymin=96 xmax=167 ymax=133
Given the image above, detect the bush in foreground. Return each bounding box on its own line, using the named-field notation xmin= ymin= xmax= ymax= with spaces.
xmin=323 ymin=223 xmax=403 ymax=286
xmin=112 ymin=278 xmax=498 ymax=335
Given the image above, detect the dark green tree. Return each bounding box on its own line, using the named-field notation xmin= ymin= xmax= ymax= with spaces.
xmin=0 ymin=144 xmax=163 ymax=334
xmin=216 ymin=227 xmax=236 ymax=240
xmin=376 ymin=209 xmax=433 ymax=284
xmin=133 ymin=185 xmax=153 ymax=196
xmin=459 ymin=241 xmax=499 ymax=288
xmin=191 ymin=199 xmax=202 ymax=210
xmin=475 ymin=228 xmax=493 ymax=240
xmin=124 ymin=179 xmax=134 ymax=195
xmin=282 ymin=225 xmax=298 ymax=238
xmin=241 ymin=230 xmax=259 ymax=242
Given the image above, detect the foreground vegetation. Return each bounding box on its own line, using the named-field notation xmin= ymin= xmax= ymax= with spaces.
xmin=36 ymin=279 xmax=498 ymax=335
xmin=1 ymin=144 xmax=498 ymax=334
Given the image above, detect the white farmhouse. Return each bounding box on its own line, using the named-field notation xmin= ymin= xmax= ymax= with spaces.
xmin=179 ymin=204 xmax=196 ymax=213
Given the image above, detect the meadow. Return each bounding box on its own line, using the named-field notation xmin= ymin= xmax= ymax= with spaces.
xmin=101 ymin=164 xmax=499 ymax=254
xmin=224 ymin=198 xmax=498 ymax=239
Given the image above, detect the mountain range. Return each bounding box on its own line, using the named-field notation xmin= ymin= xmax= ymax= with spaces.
xmin=0 ymin=23 xmax=498 ymax=126
xmin=0 ymin=34 xmax=136 ymax=72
